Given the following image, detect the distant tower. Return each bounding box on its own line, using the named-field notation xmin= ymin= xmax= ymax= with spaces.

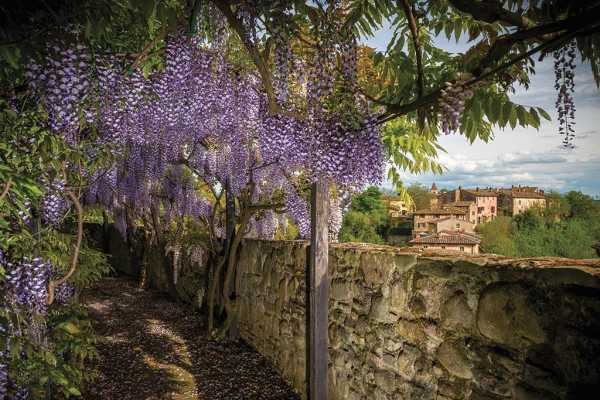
xmin=430 ymin=182 xmax=439 ymax=208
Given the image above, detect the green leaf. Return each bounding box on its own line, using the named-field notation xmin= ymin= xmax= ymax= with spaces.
xmin=537 ymin=107 xmax=551 ymax=121
xmin=471 ymin=96 xmax=482 ymax=121
xmin=508 ymin=106 xmax=517 ymax=129
xmin=529 ymin=108 xmax=540 ymax=129
xmin=58 ymin=321 xmax=81 ymax=335
xmin=444 ymin=22 xmax=453 ymax=40
xmin=516 ymin=105 xmax=527 ymax=126
xmin=50 ymin=369 xmax=69 ymax=387
xmin=498 ymin=101 xmax=511 ymax=127
xmin=45 ymin=351 xmax=58 ymax=367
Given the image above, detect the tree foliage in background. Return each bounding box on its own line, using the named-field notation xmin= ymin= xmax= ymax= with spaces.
xmin=406 ymin=182 xmax=434 ymax=210
xmin=477 ymin=191 xmax=600 ymax=258
xmin=339 ymin=187 xmax=391 ymax=244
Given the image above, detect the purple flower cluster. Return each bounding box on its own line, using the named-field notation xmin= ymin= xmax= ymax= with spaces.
xmin=272 ymin=17 xmax=292 ymax=105
xmin=284 ymin=185 xmax=310 ymax=237
xmin=255 ymin=210 xmax=277 ymax=240
xmin=340 ymin=34 xmax=358 ymax=86
xmin=0 ymin=298 xmax=6 ymax=399
xmin=4 ymin=257 xmax=52 ymax=315
xmin=16 ymin=199 xmax=32 ymax=226
xmin=328 ymin=196 xmax=343 ymax=242
xmin=32 ymin=28 xmax=385 ymax=241
xmin=53 ymin=282 xmax=75 ymax=305
xmin=554 ymin=40 xmax=577 ymax=148
xmin=10 ymin=387 xmax=29 ymax=400
xmin=437 ymin=82 xmax=474 ymax=135
xmin=41 ymin=178 xmax=67 ymax=226
xmin=27 ymin=43 xmax=91 ymax=145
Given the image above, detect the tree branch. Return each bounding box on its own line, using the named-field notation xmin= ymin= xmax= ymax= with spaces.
xmin=212 ymin=2 xmax=277 ymax=113
xmin=448 ymin=0 xmax=536 ymax=29
xmin=0 ymin=180 xmax=12 ymax=203
xmin=377 ymin=10 xmax=600 ymax=124
xmin=47 ymin=190 xmax=83 ymax=305
xmin=212 ymin=1 xmax=304 ymax=120
xmin=400 ymin=0 xmax=424 ymax=100
xmin=400 ymin=0 xmax=426 ymax=126
xmin=129 ymin=27 xmax=167 ymax=71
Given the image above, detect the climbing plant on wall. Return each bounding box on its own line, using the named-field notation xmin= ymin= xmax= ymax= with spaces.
xmin=1 ymin=2 xmax=600 ymax=394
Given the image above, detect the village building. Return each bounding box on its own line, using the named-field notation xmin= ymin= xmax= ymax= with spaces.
xmin=441 ymin=187 xmax=498 ymax=224
xmin=409 ymin=231 xmax=481 ymax=254
xmin=443 ymin=201 xmax=478 ymax=224
xmin=434 ymin=216 xmax=475 ymax=234
xmin=412 ymin=207 xmax=467 ymax=237
xmin=382 ymin=195 xmax=414 ymax=218
xmin=497 ymin=186 xmax=547 ymax=216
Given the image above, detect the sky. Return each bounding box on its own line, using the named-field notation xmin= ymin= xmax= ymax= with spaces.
xmin=363 ymin=24 xmax=600 ymax=197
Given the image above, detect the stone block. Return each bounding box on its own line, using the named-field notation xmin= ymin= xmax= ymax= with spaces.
xmin=477 ymin=284 xmax=545 ymax=349
xmin=360 ymin=252 xmax=394 ymax=289
xmin=437 ymin=340 xmax=473 ymax=380
xmin=370 ymin=295 xmax=398 ymax=324
xmin=441 ymin=291 xmax=474 ymax=331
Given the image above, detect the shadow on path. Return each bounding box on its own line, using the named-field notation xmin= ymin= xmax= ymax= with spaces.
xmin=82 ymin=277 xmax=299 ymax=400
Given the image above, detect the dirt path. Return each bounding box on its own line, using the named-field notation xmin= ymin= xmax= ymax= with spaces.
xmin=82 ymin=277 xmax=299 ymax=400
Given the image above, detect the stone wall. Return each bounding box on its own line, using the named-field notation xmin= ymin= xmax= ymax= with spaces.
xmin=100 ymin=228 xmax=600 ymax=400
xmin=236 ymin=240 xmax=600 ymax=400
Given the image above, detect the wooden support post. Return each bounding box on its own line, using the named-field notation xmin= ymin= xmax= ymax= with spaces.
xmin=308 ymin=178 xmax=329 ymax=400
xmin=225 ymin=177 xmax=239 ymax=340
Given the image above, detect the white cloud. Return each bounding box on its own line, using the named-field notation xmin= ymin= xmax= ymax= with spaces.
xmin=393 ymin=151 xmax=600 ymax=197
xmin=364 ymin=25 xmax=600 ymax=196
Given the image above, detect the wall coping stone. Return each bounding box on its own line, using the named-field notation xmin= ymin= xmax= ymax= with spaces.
xmin=242 ymin=238 xmax=600 ymax=275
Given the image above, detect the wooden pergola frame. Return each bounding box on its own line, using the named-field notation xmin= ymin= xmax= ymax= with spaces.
xmin=308 ymin=179 xmax=329 ymax=400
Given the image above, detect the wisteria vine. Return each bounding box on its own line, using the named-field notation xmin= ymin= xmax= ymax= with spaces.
xmin=554 ymin=39 xmax=577 ymax=148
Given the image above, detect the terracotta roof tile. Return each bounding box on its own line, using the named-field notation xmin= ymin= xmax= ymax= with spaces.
xmin=445 ymin=201 xmax=474 ymax=207
xmin=462 ymin=189 xmax=498 ymax=197
xmin=414 ymin=207 xmax=466 ymax=215
xmin=410 ymin=232 xmax=481 ymax=245
xmin=507 ymin=191 xmax=546 ymax=199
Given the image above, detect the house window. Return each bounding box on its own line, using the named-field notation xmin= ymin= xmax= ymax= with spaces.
xmin=460 ymin=246 xmax=465 ymax=251
xmin=424 ymin=245 xmax=428 ymax=248
xmin=518 ymin=199 xmax=522 ymax=205
xmin=441 ymin=246 xmax=446 ymax=249
xmin=478 ymin=207 xmax=484 ymax=213
xmin=455 ymin=223 xmax=460 ymax=228
xmin=491 ymin=206 xmax=495 ymax=213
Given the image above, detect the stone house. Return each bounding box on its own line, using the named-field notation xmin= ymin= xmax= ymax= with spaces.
xmin=382 ymin=195 xmax=414 ymax=218
xmin=409 ymin=230 xmax=481 ymax=254
xmin=442 ymin=187 xmax=498 ymax=224
xmin=434 ymin=217 xmax=475 ymax=234
xmin=498 ymin=186 xmax=547 ymax=216
xmin=412 ymin=207 xmax=467 ymax=237
xmin=443 ymin=201 xmax=478 ymax=224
